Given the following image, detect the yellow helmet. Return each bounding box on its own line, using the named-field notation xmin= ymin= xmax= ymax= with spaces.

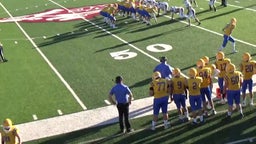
xmin=216 ymin=51 xmax=225 ymax=60
xmin=3 ymin=118 xmax=13 ymax=127
xmin=173 ymin=68 xmax=181 ymax=77
xmin=242 ymin=52 xmax=251 ymax=62
xmin=231 ymin=17 xmax=237 ymax=24
xmin=196 ymin=59 xmax=205 ymax=68
xmin=152 ymin=71 xmax=161 ymax=80
xmin=3 ymin=118 xmax=13 ymax=132
xmin=202 ymin=56 xmax=209 ymax=64
xmin=188 ymin=68 xmax=197 ymax=78
xmin=226 ymin=63 xmax=236 ymax=73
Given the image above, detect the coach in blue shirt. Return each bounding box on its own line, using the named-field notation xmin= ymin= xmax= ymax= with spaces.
xmin=154 ymin=56 xmax=173 ymax=79
xmin=109 ymin=76 xmax=134 ymax=134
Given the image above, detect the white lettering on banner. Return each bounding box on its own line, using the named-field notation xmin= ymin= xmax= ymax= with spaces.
xmin=0 ymin=5 xmax=106 ymax=23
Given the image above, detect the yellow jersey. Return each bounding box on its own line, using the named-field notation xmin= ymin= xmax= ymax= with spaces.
xmin=224 ymin=71 xmax=242 ymax=90
xmin=224 ymin=23 xmax=236 ymax=36
xmin=171 ymin=76 xmax=187 ymax=95
xmin=150 ymin=78 xmax=170 ymax=98
xmin=197 ymin=67 xmax=212 ymax=88
xmin=240 ymin=60 xmax=256 ymax=80
xmin=0 ymin=126 xmax=19 ymax=144
xmin=215 ymin=58 xmax=230 ymax=78
xmin=186 ymin=77 xmax=202 ymax=96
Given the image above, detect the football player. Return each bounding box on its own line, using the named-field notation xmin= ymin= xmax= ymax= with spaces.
xmin=149 ymin=71 xmax=171 ymax=130
xmin=170 ymin=6 xmax=185 ymax=20
xmin=209 ymin=0 xmax=217 ymax=11
xmin=0 ymin=42 xmax=7 ymax=62
xmin=153 ymin=56 xmax=173 ymax=80
xmin=0 ymin=118 xmax=22 ymax=144
xmin=170 ymin=68 xmax=190 ymax=122
xmin=154 ymin=1 xmax=169 ymax=16
xmin=224 ymin=63 xmax=244 ymax=119
xmin=202 ymin=56 xmax=220 ymax=79
xmin=143 ymin=5 xmax=158 ymax=25
xmin=186 ymin=68 xmax=204 ymax=124
xmin=215 ymin=51 xmax=231 ymax=104
xmin=187 ymin=6 xmax=201 ymax=26
xmin=240 ymin=52 xmax=256 ymax=106
xmin=196 ymin=59 xmax=217 ymax=116
xmin=190 ymin=0 xmax=198 ymax=7
xmin=219 ymin=18 xmax=237 ymax=53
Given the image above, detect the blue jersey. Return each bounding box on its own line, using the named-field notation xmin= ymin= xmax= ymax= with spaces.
xmin=109 ymin=83 xmax=132 ymax=104
xmin=154 ymin=62 xmax=173 ymax=79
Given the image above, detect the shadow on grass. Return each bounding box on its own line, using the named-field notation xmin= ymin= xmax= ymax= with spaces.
xmin=27 ymin=105 xmax=256 ymax=144
xmin=200 ymin=4 xmax=256 ymax=22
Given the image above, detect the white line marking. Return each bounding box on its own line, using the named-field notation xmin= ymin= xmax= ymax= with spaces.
xmin=32 ymin=114 xmax=38 ymax=120
xmin=226 ymin=137 xmax=256 ymax=144
xmin=104 ymin=100 xmax=111 ymax=105
xmin=0 ymin=2 xmax=87 ymax=110
xmin=48 ymin=0 xmax=160 ymax=63
xmin=214 ymin=1 xmax=256 ymax=12
xmin=164 ymin=15 xmax=256 ymax=48
xmin=57 ymin=109 xmax=63 ymax=115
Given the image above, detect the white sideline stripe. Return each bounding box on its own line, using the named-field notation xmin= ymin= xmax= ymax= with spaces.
xmin=32 ymin=115 xmax=38 ymax=120
xmin=213 ymin=1 xmax=256 ymax=12
xmin=48 ymin=0 xmax=160 ymax=63
xmin=57 ymin=109 xmax=63 ymax=115
xmin=164 ymin=15 xmax=256 ymax=48
xmin=226 ymin=137 xmax=256 ymax=144
xmin=0 ymin=2 xmax=87 ymax=110
xmin=104 ymin=100 xmax=111 ymax=105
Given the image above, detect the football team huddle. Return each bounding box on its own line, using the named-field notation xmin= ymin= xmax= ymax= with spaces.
xmin=150 ymin=52 xmax=256 ymax=130
xmin=100 ymin=0 xmax=210 ymax=28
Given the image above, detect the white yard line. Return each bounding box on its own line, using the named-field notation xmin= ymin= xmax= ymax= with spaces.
xmin=214 ymin=1 xmax=256 ymax=12
xmin=164 ymin=15 xmax=256 ymax=48
xmin=226 ymin=137 xmax=256 ymax=144
xmin=0 ymin=2 xmax=87 ymax=110
xmin=1 ymin=0 xmax=255 ymax=142
xmin=48 ymin=0 xmax=160 ymax=63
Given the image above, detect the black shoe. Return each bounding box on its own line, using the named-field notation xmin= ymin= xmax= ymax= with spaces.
xmin=3 ymin=59 xmax=8 ymax=62
xmin=240 ymin=113 xmax=244 ymax=119
xmin=225 ymin=115 xmax=231 ymax=120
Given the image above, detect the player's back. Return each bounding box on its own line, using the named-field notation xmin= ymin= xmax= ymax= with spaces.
xmin=151 ymin=78 xmax=170 ymax=98
xmin=187 ymin=77 xmax=202 ymax=96
xmin=225 ymin=71 xmax=242 ymax=90
xmin=171 ymin=77 xmax=186 ymax=94
xmin=241 ymin=60 xmax=256 ymax=80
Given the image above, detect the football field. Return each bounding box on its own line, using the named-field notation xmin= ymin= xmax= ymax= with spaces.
xmin=0 ymin=0 xmax=256 ymax=143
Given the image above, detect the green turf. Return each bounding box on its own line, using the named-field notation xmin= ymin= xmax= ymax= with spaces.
xmin=25 ymin=103 xmax=256 ymax=144
xmin=0 ymin=0 xmax=256 ymax=143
